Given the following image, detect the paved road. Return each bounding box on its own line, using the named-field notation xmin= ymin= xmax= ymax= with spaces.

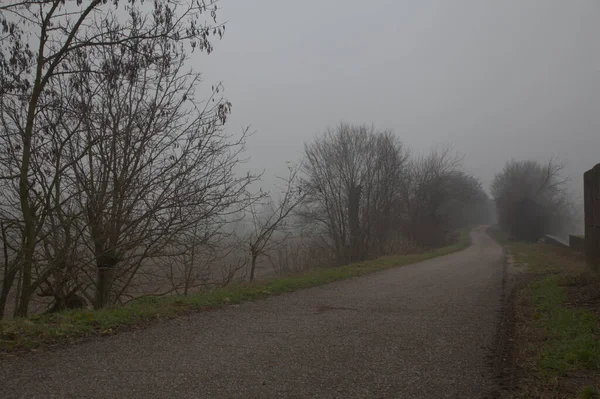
xmin=0 ymin=227 xmax=504 ymax=398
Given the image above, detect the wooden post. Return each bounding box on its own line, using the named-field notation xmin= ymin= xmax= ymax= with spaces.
xmin=584 ymin=164 xmax=600 ymax=271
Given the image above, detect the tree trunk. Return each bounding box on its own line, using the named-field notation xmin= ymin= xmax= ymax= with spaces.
xmin=0 ymin=223 xmax=16 ymax=319
xmin=13 ymin=262 xmax=22 ymax=316
xmin=0 ymin=266 xmax=18 ymax=320
xmin=249 ymin=253 xmax=258 ymax=282
xmin=15 ymin=61 xmax=44 ymax=318
xmin=184 ymin=241 xmax=196 ymax=296
xmin=95 ymin=266 xmax=115 ymax=309
xmin=15 ymin=272 xmax=32 ymax=317
xmin=348 ymin=184 xmax=361 ymax=262
xmin=15 ymin=226 xmax=35 ymax=317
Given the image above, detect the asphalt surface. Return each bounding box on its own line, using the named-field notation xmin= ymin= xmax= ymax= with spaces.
xmin=0 ymin=227 xmax=504 ymax=398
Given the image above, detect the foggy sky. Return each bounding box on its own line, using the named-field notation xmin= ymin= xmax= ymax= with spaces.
xmin=199 ymin=0 xmax=600 ymax=199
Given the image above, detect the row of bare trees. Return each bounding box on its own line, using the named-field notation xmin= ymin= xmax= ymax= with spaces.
xmin=0 ymin=1 xmax=493 ymax=318
xmin=236 ymin=124 xmax=493 ymax=279
xmin=298 ymin=123 xmax=493 ymax=266
xmin=301 ymin=124 xmax=409 ymax=264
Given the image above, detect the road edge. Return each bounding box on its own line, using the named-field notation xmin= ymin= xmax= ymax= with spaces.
xmin=1 ymin=229 xmax=473 ymax=356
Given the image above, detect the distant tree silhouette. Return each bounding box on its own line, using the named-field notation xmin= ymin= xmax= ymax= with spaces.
xmin=492 ymin=159 xmax=570 ymax=241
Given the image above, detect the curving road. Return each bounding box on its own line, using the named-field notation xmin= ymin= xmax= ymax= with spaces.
xmin=0 ymin=227 xmax=504 ymax=398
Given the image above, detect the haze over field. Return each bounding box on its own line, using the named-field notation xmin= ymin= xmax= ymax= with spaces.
xmin=0 ymin=0 xmax=595 ymax=319
xmin=2 ymin=2 xmax=600 ymax=398
xmin=200 ymin=0 xmax=600 ymax=197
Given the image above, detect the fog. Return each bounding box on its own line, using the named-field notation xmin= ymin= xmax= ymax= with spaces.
xmin=199 ymin=0 xmax=600 ymax=198
xmin=0 ymin=0 xmax=597 ymax=318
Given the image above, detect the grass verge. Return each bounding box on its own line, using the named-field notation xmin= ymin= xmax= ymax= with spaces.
xmin=0 ymin=229 xmax=471 ymax=353
xmin=533 ymin=275 xmax=600 ymax=375
xmin=493 ymin=229 xmax=600 ymax=397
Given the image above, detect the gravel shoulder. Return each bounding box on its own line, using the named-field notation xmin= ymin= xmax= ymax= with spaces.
xmin=0 ymin=227 xmax=504 ymax=399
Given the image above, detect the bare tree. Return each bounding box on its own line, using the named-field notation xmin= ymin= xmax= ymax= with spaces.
xmin=0 ymin=52 xmax=94 ymax=316
xmin=301 ymin=123 xmax=409 ymax=264
xmin=401 ymin=146 xmax=489 ymax=247
xmin=245 ymin=164 xmax=307 ymax=281
xmin=66 ymin=31 xmax=256 ymax=308
xmin=0 ymin=0 xmax=230 ymax=315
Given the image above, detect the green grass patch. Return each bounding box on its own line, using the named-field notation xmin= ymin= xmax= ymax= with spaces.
xmin=501 ymin=235 xmax=600 ymax=377
xmin=0 ymin=229 xmax=471 ymax=352
xmin=581 ymin=385 xmax=600 ymax=399
xmin=532 ymin=275 xmax=600 ymax=374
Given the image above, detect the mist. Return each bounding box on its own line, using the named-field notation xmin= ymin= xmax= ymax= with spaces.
xmin=198 ymin=0 xmax=599 ymax=200
xmin=2 ymin=2 xmax=600 ymax=395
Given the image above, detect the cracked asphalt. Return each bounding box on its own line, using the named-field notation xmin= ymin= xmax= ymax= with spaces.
xmin=0 ymin=227 xmax=504 ymax=398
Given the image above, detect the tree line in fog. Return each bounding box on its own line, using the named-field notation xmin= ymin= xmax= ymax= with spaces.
xmin=0 ymin=1 xmax=572 ymax=318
